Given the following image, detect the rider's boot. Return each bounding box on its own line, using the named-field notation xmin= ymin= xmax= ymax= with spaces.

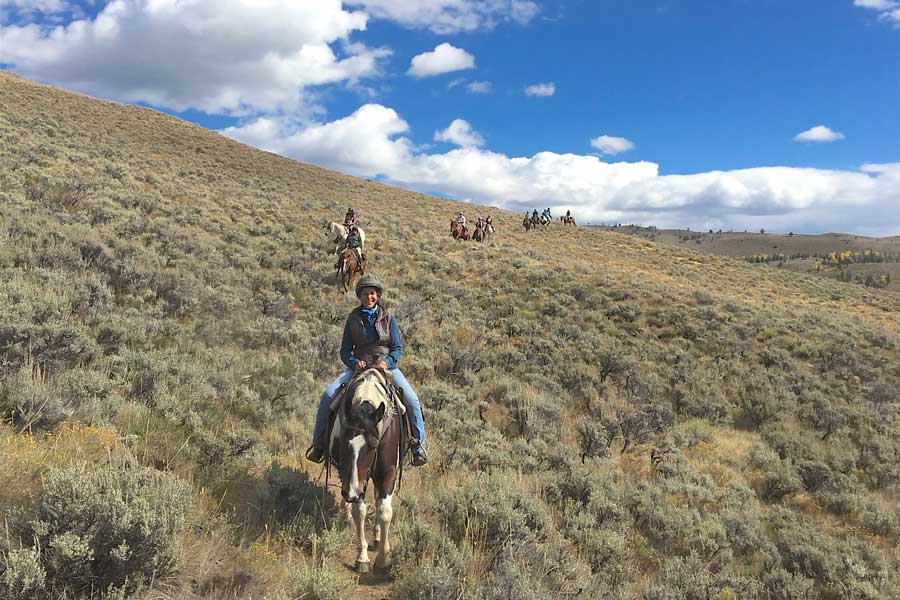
xmin=409 ymin=439 xmax=428 ymax=466
xmin=306 ymin=390 xmax=334 ymax=463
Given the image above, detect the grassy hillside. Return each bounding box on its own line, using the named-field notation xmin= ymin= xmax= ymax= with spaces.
xmin=600 ymin=225 xmax=900 ymax=292
xmin=1 ymin=70 xmax=899 ymax=600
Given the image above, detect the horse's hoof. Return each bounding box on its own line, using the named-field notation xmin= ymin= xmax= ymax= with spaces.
xmin=355 ymin=561 xmax=370 ymax=574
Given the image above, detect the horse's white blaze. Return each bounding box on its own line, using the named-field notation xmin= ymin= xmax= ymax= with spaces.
xmin=347 ymin=434 xmax=366 ymax=500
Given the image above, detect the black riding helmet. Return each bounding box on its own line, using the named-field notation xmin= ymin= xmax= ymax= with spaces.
xmin=355 ymin=274 xmax=383 ymax=298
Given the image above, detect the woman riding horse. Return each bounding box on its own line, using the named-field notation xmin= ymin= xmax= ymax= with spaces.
xmin=306 ymin=274 xmax=428 ymax=466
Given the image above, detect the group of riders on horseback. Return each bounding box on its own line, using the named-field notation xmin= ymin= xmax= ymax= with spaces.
xmin=451 ymin=211 xmax=494 ymax=241
xmin=311 ymin=203 xmax=574 ymax=570
xmin=523 ymin=208 xmax=576 ymax=230
xmin=319 ymin=203 xmax=574 ymax=475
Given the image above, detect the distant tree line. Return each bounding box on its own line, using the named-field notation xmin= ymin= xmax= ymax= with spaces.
xmin=743 ymin=249 xmax=899 ymax=266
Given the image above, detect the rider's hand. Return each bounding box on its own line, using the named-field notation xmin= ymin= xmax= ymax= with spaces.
xmin=376 ymin=360 xmax=388 ymax=371
xmin=357 ymin=360 xmax=367 ymax=370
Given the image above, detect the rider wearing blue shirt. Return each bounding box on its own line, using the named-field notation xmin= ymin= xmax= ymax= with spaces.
xmin=306 ymin=274 xmax=427 ymax=466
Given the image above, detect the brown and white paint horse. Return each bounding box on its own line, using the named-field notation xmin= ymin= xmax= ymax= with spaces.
xmin=329 ymin=368 xmax=405 ymax=573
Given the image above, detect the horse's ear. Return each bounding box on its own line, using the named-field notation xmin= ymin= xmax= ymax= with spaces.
xmin=373 ymin=403 xmax=385 ymax=423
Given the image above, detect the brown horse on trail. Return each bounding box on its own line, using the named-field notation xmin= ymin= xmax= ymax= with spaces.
xmin=329 ymin=368 xmax=406 ymax=574
xmin=336 ymin=249 xmax=364 ymax=291
xmin=561 ymin=215 xmax=577 ymax=225
xmin=450 ymin=220 xmax=470 ymax=241
xmin=472 ymin=224 xmax=485 ymax=242
xmin=530 ymin=214 xmax=544 ymax=230
xmin=523 ymin=217 xmax=533 ymax=231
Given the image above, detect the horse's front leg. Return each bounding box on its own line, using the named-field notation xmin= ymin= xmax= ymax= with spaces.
xmin=374 ymin=493 xmax=394 ymax=570
xmin=351 ymin=500 xmax=370 ymax=573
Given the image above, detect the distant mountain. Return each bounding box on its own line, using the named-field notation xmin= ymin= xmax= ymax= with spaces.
xmin=598 ymin=225 xmax=900 ymax=292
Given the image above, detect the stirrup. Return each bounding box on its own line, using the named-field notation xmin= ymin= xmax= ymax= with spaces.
xmin=305 ymin=445 xmax=326 ymax=464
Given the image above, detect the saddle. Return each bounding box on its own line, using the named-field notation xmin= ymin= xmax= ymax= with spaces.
xmin=325 ymin=368 xmax=411 ymax=456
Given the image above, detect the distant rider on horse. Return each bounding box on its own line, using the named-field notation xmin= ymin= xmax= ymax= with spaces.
xmin=306 ymin=274 xmax=428 ymax=466
xmin=344 ymin=207 xmax=356 ymax=227
xmin=542 ymin=207 xmax=552 ymax=220
xmin=337 ymin=224 xmax=365 ymax=274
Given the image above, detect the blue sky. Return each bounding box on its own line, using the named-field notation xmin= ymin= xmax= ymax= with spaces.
xmin=2 ymin=0 xmax=898 ymax=234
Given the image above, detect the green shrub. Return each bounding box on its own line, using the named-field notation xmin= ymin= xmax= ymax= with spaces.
xmin=23 ymin=464 xmax=192 ymax=594
xmin=0 ymin=547 xmax=46 ymax=600
xmin=642 ymin=554 xmax=759 ymax=600
xmin=268 ymin=566 xmax=354 ymax=600
xmin=748 ymin=444 xmax=801 ymax=503
xmin=435 ymin=473 xmax=551 ymax=549
xmin=392 ymin=565 xmax=464 ymax=600
xmin=861 ymin=501 xmax=900 ymax=541
xmin=471 ymin=554 xmax=559 ymax=600
xmin=0 ymin=363 xmax=68 ymax=432
xmin=760 ymin=568 xmax=816 ymax=600
xmin=576 ymin=416 xmax=612 ymax=462
xmin=736 ymin=375 xmax=791 ymax=429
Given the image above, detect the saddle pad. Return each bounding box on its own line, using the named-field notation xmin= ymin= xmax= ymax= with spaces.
xmin=329 ymin=370 xmax=406 ymax=414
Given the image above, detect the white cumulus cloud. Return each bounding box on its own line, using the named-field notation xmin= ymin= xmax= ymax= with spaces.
xmin=0 ymin=0 xmax=388 ymax=115
xmin=346 ymin=0 xmax=539 ymax=33
xmin=408 ymin=43 xmax=475 ymax=78
xmin=1 ymin=0 xmax=71 ymax=14
xmin=591 ymin=135 xmax=636 ymax=155
xmin=222 ymin=104 xmax=900 ymax=236
xmin=525 ymin=82 xmax=555 ymax=97
xmin=435 ymin=119 xmax=485 ymax=147
xmin=794 ymin=125 xmax=846 ymax=143
xmin=853 ymin=0 xmax=900 ymax=24
xmin=222 ymin=104 xmax=412 ymax=178
xmin=466 ymin=81 xmax=492 ymax=94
